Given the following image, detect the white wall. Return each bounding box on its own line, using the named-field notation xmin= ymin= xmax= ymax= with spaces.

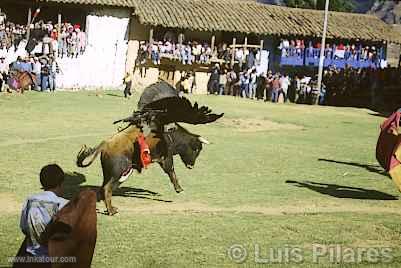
xmin=57 ymin=8 xmax=130 ymax=89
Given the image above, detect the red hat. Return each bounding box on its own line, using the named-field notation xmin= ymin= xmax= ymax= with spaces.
xmin=73 ymin=24 xmax=80 ymax=29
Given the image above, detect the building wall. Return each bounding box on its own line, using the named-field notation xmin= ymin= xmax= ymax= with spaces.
xmin=126 ymin=17 xmax=160 ymax=91
xmin=56 ymin=7 xmax=130 ymax=89
xmin=126 ymin=18 xmax=212 ymax=93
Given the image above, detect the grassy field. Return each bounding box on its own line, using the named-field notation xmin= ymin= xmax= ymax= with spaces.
xmin=0 ymin=90 xmax=401 ymax=267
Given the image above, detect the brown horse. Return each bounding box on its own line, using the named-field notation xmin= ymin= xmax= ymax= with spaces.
xmin=8 ymin=71 xmax=36 ymax=93
xmin=13 ymin=190 xmax=97 ymax=268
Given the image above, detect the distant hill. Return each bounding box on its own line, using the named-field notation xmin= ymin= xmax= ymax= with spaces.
xmin=368 ymin=0 xmax=401 ymax=24
xmin=256 ymin=0 xmax=401 ymax=24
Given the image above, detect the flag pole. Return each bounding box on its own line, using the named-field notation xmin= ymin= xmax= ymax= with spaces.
xmin=317 ymin=0 xmax=330 ymax=101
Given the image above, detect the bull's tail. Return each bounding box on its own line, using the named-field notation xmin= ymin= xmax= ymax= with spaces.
xmin=76 ymin=141 xmax=106 ymax=168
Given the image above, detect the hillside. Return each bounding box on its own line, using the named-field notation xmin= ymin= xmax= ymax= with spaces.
xmin=368 ymin=0 xmax=401 ymax=24
xmin=257 ymin=0 xmax=401 ymax=24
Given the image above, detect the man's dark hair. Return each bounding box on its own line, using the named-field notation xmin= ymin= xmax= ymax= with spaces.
xmin=40 ymin=164 xmax=65 ymax=190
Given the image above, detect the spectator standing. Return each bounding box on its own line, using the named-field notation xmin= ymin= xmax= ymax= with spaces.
xmin=58 ymin=27 xmax=68 ymax=58
xmin=226 ymin=68 xmax=237 ymax=96
xmin=265 ymin=71 xmax=273 ymax=102
xmin=77 ymin=28 xmax=87 ymax=55
xmin=42 ymin=33 xmax=53 ymax=56
xmin=123 ymin=72 xmax=133 ymax=98
xmin=49 ymin=56 xmax=58 ymax=92
xmin=0 ymin=56 xmax=8 ymax=92
xmin=208 ymin=63 xmax=220 ymax=94
xmin=240 ymin=71 xmax=249 ymax=98
xmin=32 ymin=57 xmax=42 ymax=91
xmin=219 ymin=69 xmax=227 ymax=95
xmin=40 ymin=58 xmax=51 ymax=92
xmin=249 ymin=68 xmax=257 ymax=99
xmin=271 ymin=74 xmax=281 ymax=103
xmin=246 ymin=49 xmax=255 ymax=69
xmin=279 ymin=74 xmax=291 ymax=102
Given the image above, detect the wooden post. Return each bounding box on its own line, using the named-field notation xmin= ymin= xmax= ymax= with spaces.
xmin=244 ymin=37 xmax=248 ymax=50
xmin=149 ymin=28 xmax=154 ymax=44
xmin=259 ymin=39 xmax=264 ymax=64
xmin=211 ymin=35 xmax=215 ymax=54
xmin=57 ymin=14 xmax=62 ymax=44
xmin=231 ymin=37 xmax=236 ymax=67
xmin=178 ymin=33 xmax=183 ymax=45
xmin=26 ymin=8 xmax=32 ymax=41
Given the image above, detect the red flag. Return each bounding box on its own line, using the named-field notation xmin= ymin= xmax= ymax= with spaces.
xmin=33 ymin=8 xmax=40 ymax=19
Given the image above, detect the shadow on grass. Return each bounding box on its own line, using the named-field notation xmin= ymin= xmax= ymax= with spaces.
xmin=63 ymin=172 xmax=172 ymax=202
xmin=368 ymin=112 xmax=390 ymax=118
xmin=286 ymin=180 xmax=398 ymax=200
xmin=318 ymin=158 xmax=389 ymax=178
xmin=81 ymin=185 xmax=172 ymax=203
xmin=63 ymin=171 xmax=87 ymax=199
xmin=105 ymin=93 xmax=124 ymax=98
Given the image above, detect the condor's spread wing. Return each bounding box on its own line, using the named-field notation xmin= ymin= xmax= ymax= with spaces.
xmin=114 ymin=81 xmax=223 ymax=127
xmin=142 ymin=96 xmax=223 ymax=125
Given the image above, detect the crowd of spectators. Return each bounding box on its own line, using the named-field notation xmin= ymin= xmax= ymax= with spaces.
xmin=204 ymin=62 xmax=401 ymax=107
xmin=0 ymin=11 xmax=86 ymax=93
xmin=279 ymin=39 xmax=386 ymax=63
xmin=0 ymin=54 xmax=60 ymax=93
xmin=204 ymin=63 xmax=324 ymax=104
xmin=137 ymin=39 xmax=261 ymax=67
xmin=26 ymin=21 xmax=87 ymax=59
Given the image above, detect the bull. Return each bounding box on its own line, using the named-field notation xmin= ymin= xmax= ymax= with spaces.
xmin=76 ymin=81 xmax=223 ymax=215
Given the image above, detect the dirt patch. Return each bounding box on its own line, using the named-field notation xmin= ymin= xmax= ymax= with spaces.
xmin=218 ymin=118 xmax=303 ymax=132
xmin=0 ymin=193 xmax=21 ymax=214
xmin=115 ymin=202 xmax=401 ymax=216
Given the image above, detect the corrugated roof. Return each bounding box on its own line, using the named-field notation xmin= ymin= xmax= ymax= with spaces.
xmin=42 ymin=0 xmax=400 ymax=43
xmin=42 ymin=0 xmax=135 ymax=7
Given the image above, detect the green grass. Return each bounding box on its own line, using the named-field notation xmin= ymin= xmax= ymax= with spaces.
xmin=0 ymin=90 xmax=400 ymax=267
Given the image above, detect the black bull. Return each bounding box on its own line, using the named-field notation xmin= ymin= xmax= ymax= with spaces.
xmin=76 ymin=123 xmax=209 ymax=215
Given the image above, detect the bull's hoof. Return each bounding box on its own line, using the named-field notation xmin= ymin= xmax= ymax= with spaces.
xmin=175 ymin=187 xmax=184 ymax=193
xmin=107 ymin=207 xmax=119 ymax=216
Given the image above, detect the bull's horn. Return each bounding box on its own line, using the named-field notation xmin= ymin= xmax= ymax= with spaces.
xmin=198 ymin=137 xmax=210 ymax=145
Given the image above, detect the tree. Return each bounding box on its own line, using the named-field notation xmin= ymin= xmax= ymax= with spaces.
xmin=284 ymin=0 xmax=355 ymax=12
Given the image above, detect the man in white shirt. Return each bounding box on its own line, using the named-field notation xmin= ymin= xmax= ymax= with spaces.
xmin=279 ymin=74 xmax=291 ymax=102
xmin=19 ymin=164 xmax=69 ymax=257
xmin=32 ymin=57 xmax=42 ymax=91
xmin=0 ymin=56 xmax=8 ymax=92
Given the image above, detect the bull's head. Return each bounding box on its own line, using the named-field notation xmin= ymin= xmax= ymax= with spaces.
xmin=173 ymin=125 xmax=210 ymax=169
xmin=180 ymin=136 xmax=210 ymax=169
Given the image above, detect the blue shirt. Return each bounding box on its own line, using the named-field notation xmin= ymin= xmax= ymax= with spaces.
xmin=20 ymin=191 xmax=68 ymax=256
xmin=12 ymin=61 xmax=23 ymax=72
xmin=20 ymin=62 xmax=32 ymax=73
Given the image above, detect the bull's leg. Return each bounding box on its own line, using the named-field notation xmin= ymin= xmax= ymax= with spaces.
xmin=103 ymin=179 xmax=118 ymax=216
xmin=168 ymin=169 xmax=184 ymax=193
xmin=158 ymin=160 xmax=184 ymax=193
xmin=160 ymin=153 xmax=184 ymax=193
